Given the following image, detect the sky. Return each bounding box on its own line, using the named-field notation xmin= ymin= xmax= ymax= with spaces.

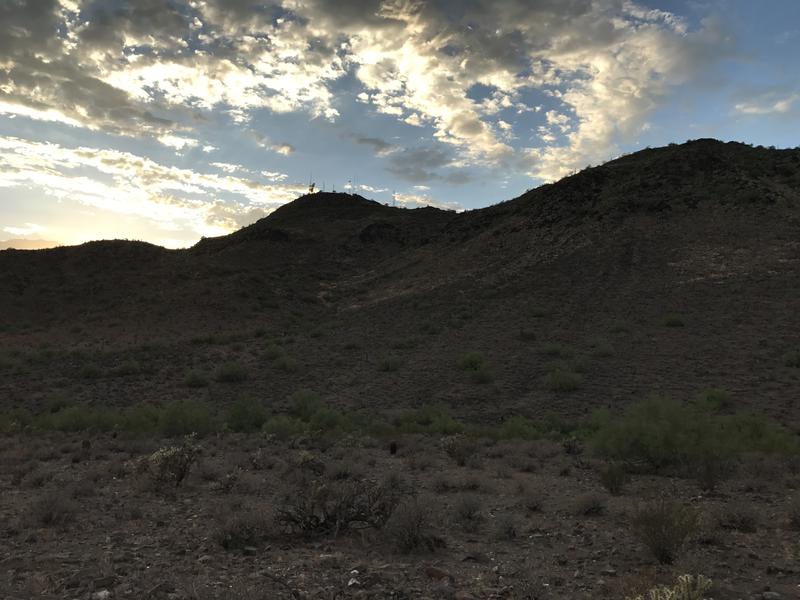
xmin=0 ymin=0 xmax=798 ymax=248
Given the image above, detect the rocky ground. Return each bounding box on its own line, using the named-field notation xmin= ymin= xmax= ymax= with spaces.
xmin=1 ymin=432 xmax=798 ymax=600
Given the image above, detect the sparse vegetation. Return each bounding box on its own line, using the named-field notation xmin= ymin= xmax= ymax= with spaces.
xmin=599 ymin=462 xmax=629 ymax=495
xmin=784 ymin=350 xmax=800 ymax=368
xmin=630 ymin=499 xmax=698 ymax=564
xmin=592 ymin=395 xmax=798 ymax=473
xmin=383 ymin=498 xmax=437 ymax=553
xmin=661 ymin=314 xmax=685 ymax=327
xmin=544 ymin=366 xmax=583 ymax=392
xmin=625 ymin=575 xmax=712 ymax=600
xmin=214 ymin=360 xmax=248 ymax=383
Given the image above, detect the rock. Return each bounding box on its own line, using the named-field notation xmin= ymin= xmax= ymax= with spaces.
xmin=762 ymin=593 xmax=782 ymax=600
xmin=242 ymin=546 xmax=258 ymax=556
xmin=92 ymin=591 xmax=111 ymax=600
xmin=601 ymin=567 xmax=617 ymax=577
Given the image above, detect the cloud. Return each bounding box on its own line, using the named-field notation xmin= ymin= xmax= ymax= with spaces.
xmin=3 ymin=0 xmax=732 ymax=180
xmin=0 ymin=136 xmax=307 ymax=239
xmin=387 ymin=146 xmax=472 ymax=184
xmin=734 ymin=93 xmax=799 ymax=115
xmin=354 ymin=136 xmax=397 ymax=156
xmin=252 ymin=132 xmax=296 ymax=155
xmin=159 ymin=135 xmax=200 ymax=150
xmin=3 ymin=223 xmax=47 ymax=236
xmin=393 ymin=192 xmax=460 ymax=211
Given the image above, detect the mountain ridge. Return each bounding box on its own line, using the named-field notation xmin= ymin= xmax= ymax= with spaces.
xmin=0 ymin=138 xmax=798 ymax=425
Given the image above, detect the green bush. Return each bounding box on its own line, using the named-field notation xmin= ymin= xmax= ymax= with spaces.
xmin=289 ymin=390 xmax=323 ymax=422
xmin=225 ymin=397 xmax=268 ymax=433
xmin=591 ymin=395 xmax=797 ymax=473
xmin=159 ymin=400 xmax=216 ymax=437
xmin=214 ymin=361 xmax=248 ymax=383
xmin=183 ymin=370 xmax=209 ymax=388
xmin=109 ymin=359 xmax=142 ymax=377
xmin=395 ymin=405 xmax=464 ymax=435
xmin=784 ymin=351 xmax=800 ymax=368
xmin=275 ymin=355 xmax=299 ymax=372
xmin=544 ymin=367 xmax=582 ymax=392
xmin=262 ymin=415 xmax=308 ymax=440
xmin=457 ymin=352 xmax=486 ymax=371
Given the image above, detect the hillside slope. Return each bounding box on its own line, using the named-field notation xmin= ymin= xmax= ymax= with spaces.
xmin=1 ymin=139 xmax=799 ymax=423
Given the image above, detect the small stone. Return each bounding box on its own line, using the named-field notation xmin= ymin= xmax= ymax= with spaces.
xmin=601 ymin=567 xmax=617 ymax=577
xmin=454 ymin=592 xmax=477 ymax=600
xmin=242 ymin=546 xmax=257 ymax=555
xmin=762 ymin=593 xmax=782 ymax=600
xmin=92 ymin=591 xmax=111 ymax=600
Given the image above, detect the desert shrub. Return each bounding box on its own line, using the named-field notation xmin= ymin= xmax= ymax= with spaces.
xmin=544 ymin=367 xmax=583 ymax=392
xmin=395 ymin=404 xmax=464 ymax=435
xmin=457 ymin=352 xmax=494 ymax=383
xmin=214 ymin=508 xmax=274 ymax=550
xmin=262 ymin=344 xmax=284 ymax=360
xmin=442 ymin=434 xmax=480 ymax=467
xmin=625 ymin=575 xmax=712 ymax=600
xmin=183 ymin=370 xmax=209 ymax=388
xmin=716 ymin=502 xmax=758 ymax=533
xmin=289 ymin=389 xmax=323 ymax=421
xmin=276 ymin=478 xmax=401 ymax=537
xmin=541 ymin=343 xmax=574 ymax=358
xmin=784 ymin=351 xmax=800 ymax=368
xmin=457 ymin=352 xmax=484 ymax=370
xmin=225 ymin=397 xmax=268 ymax=433
xmin=661 ymin=314 xmax=685 ymax=327
xmin=573 ymin=493 xmax=606 ymax=516
xmin=262 ymin=415 xmax=308 ymax=440
xmin=383 ymin=498 xmax=437 ymax=553
xmin=40 ymin=404 xmax=121 ymax=433
xmin=215 ymin=360 xmax=248 ymax=383
xmin=109 ymin=359 xmax=141 ymax=377
xmin=454 ymin=494 xmax=483 ymax=532
xmin=630 ymin=499 xmax=698 ymax=564
xmin=591 ymin=395 xmax=797 ymax=473
xmin=694 ymin=388 xmax=732 ymax=411
xmin=138 ymin=434 xmax=201 ymax=488
xmin=159 ymin=400 xmax=216 ymax=437
xmin=78 ymin=364 xmax=103 ymax=379
xmin=599 ymin=462 xmax=629 ymax=495
xmin=29 ymin=490 xmax=78 ymax=527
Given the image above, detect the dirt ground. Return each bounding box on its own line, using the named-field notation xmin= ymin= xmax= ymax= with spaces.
xmin=1 ymin=432 xmax=798 ymax=600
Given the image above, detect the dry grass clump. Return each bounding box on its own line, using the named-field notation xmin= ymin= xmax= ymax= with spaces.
xmin=382 ymin=498 xmax=439 ymax=553
xmin=630 ymin=499 xmax=698 ymax=564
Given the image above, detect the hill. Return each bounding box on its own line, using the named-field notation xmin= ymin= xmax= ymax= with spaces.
xmin=1 ymin=138 xmax=799 ymax=424
xmin=0 ymin=239 xmax=60 ymax=250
